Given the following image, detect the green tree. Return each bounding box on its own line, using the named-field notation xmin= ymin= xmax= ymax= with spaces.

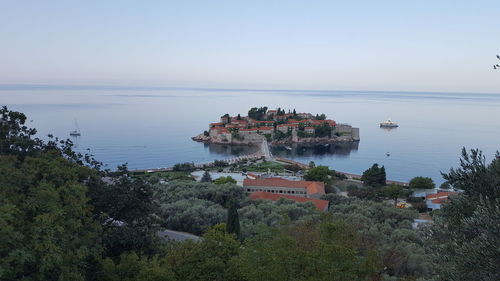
xmin=200 ymin=171 xmax=212 ymax=182
xmin=308 ymin=160 xmax=316 ymax=168
xmin=101 ymin=252 xmax=176 ymax=281
xmin=330 ymin=197 xmax=430 ymax=279
xmin=361 ymin=163 xmax=386 ymax=187
xmin=409 ymin=176 xmax=435 ymax=189
xmin=427 ymin=148 xmax=500 ymax=281
xmin=213 ymin=176 xmax=236 ymax=185
xmin=233 ymin=217 xmax=380 ymax=281
xmin=304 ymin=165 xmax=331 ymax=184
xmin=0 ymin=152 xmax=102 ymax=281
xmin=248 ymin=107 xmax=268 ymax=120
xmin=383 ymin=184 xmax=404 ymax=206
xmin=164 ymin=224 xmax=240 ymax=281
xmin=226 ymin=200 xmax=241 ymax=240
xmin=439 ymin=181 xmax=451 ymax=189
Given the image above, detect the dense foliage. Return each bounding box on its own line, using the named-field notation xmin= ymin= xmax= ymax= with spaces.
xmin=324 ymin=194 xmax=431 ymax=280
xmin=361 ymin=164 xmax=387 ymax=187
xmin=409 ymin=177 xmax=436 ymax=190
xmin=248 ymin=106 xmax=268 ymax=120
xmin=153 ymin=181 xmax=318 ymax=237
xmin=426 ymin=149 xmax=500 ymax=280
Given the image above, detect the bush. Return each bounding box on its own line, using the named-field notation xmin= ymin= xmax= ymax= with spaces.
xmin=408 ymin=177 xmax=435 ymax=189
xmin=173 ymin=162 xmax=195 ymax=172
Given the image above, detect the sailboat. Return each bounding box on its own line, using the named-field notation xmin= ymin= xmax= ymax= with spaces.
xmin=70 ymin=118 xmax=81 ymax=136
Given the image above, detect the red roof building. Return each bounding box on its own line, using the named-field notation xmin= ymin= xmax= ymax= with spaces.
xmin=425 ymin=191 xmax=459 ymax=210
xmin=243 ymin=178 xmax=325 ymax=199
xmin=249 ymin=191 xmax=329 ymax=211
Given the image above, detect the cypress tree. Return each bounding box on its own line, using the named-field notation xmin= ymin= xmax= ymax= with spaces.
xmin=200 ymin=170 xmax=212 ymax=182
xmin=380 ymin=166 xmax=387 ymax=186
xmin=226 ymin=200 xmax=241 ymax=240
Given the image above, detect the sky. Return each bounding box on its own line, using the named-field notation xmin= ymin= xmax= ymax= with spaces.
xmin=1 ymin=0 xmax=499 ymax=93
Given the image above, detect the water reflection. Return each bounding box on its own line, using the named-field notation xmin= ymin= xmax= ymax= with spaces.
xmin=271 ymin=142 xmax=359 ymax=158
xmin=380 ymin=127 xmax=398 ymax=132
xmin=206 ymin=143 xmax=260 ymax=156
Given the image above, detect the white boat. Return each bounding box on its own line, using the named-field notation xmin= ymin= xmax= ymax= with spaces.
xmin=380 ymin=118 xmax=399 ymax=128
xmin=70 ymin=119 xmax=81 ymax=136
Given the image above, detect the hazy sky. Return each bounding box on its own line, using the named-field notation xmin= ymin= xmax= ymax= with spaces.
xmin=1 ymin=0 xmax=499 ymax=92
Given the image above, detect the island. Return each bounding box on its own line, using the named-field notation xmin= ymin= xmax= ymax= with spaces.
xmin=192 ymin=107 xmax=359 ymax=145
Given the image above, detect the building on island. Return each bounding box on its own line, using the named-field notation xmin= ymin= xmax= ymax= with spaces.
xmin=249 ymin=191 xmax=329 ymax=211
xmin=197 ymin=107 xmax=360 ymax=144
xmin=243 ymin=177 xmax=325 ymax=199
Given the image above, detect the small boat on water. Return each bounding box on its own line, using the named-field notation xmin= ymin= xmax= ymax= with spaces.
xmin=380 ymin=118 xmax=399 ymax=128
xmin=285 ymin=146 xmax=292 ymax=151
xmin=70 ymin=118 xmax=81 ymax=136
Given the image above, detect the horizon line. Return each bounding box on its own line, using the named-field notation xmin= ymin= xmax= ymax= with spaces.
xmin=0 ymin=83 xmax=499 ymax=96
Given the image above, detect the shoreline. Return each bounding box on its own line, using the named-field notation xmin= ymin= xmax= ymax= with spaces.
xmin=132 ymin=155 xmax=408 ymax=186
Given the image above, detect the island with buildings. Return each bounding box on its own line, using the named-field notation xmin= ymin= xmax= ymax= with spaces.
xmin=192 ymin=107 xmax=360 ymax=146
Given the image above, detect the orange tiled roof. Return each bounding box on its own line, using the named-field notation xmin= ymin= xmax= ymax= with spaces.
xmin=240 ymin=126 xmax=274 ymax=131
xmin=243 ymin=178 xmax=325 ymax=195
xmin=431 ymin=198 xmax=451 ymax=204
xmin=249 ymin=191 xmax=328 ymax=211
xmin=214 ymin=127 xmax=230 ymax=133
xmin=426 ymin=191 xmax=458 ymax=200
xmin=246 ymin=172 xmax=260 ymax=179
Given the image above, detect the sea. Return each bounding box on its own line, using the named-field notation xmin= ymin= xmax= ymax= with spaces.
xmin=2 ymin=86 xmax=500 ymax=184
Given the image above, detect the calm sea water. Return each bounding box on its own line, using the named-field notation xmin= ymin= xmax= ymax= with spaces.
xmin=2 ymin=86 xmax=500 ymax=184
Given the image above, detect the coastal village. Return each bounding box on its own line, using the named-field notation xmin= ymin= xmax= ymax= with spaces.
xmin=193 ymin=107 xmax=360 ymax=145
xmin=187 ymin=107 xmax=456 ymax=221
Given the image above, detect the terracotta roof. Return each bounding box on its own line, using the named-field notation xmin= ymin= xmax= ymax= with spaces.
xmin=240 ymin=126 xmax=274 ymax=131
xmin=210 ymin=122 xmax=224 ymax=126
xmin=426 ymin=191 xmax=458 ymax=200
xmin=267 ymin=110 xmax=277 ymax=113
xmin=305 ymin=126 xmax=314 ymax=130
xmin=246 ymin=173 xmax=260 ymax=179
xmin=243 ymin=178 xmax=325 ymax=195
xmin=278 ymin=123 xmax=297 ymax=127
xmin=431 ymin=198 xmax=451 ymax=204
xmin=215 ymin=127 xmax=230 ymax=133
xmin=249 ymin=191 xmax=328 ymax=211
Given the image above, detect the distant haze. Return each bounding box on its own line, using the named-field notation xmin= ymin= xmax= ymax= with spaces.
xmin=1 ymin=0 xmax=499 ymax=93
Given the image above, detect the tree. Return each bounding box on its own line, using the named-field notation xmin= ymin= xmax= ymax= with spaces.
xmin=248 ymin=107 xmax=268 ymax=121
xmin=330 ymin=197 xmax=429 ymax=279
xmin=233 ymin=217 xmax=380 ymax=281
xmin=383 ymin=184 xmax=404 ymax=206
xmin=409 ymin=176 xmax=435 ymax=189
xmin=91 ymin=165 xmax=161 ymax=257
xmin=0 ymin=151 xmax=103 ymax=281
xmin=439 ymin=181 xmax=451 ymax=189
xmin=304 ymin=165 xmax=331 ymax=184
xmin=315 ymin=113 xmax=326 ymax=120
xmin=213 ymin=176 xmax=236 ymax=185
xmin=427 ymin=148 xmax=500 ymax=281
xmin=200 ymin=171 xmax=212 ymax=182
xmin=164 ymin=224 xmax=240 ymax=281
xmin=493 ymin=54 xmax=500 ymax=70
xmin=361 ymin=164 xmax=386 ymax=187
xmin=226 ymin=200 xmax=241 ymax=240
xmin=308 ymin=161 xmax=316 ymax=168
